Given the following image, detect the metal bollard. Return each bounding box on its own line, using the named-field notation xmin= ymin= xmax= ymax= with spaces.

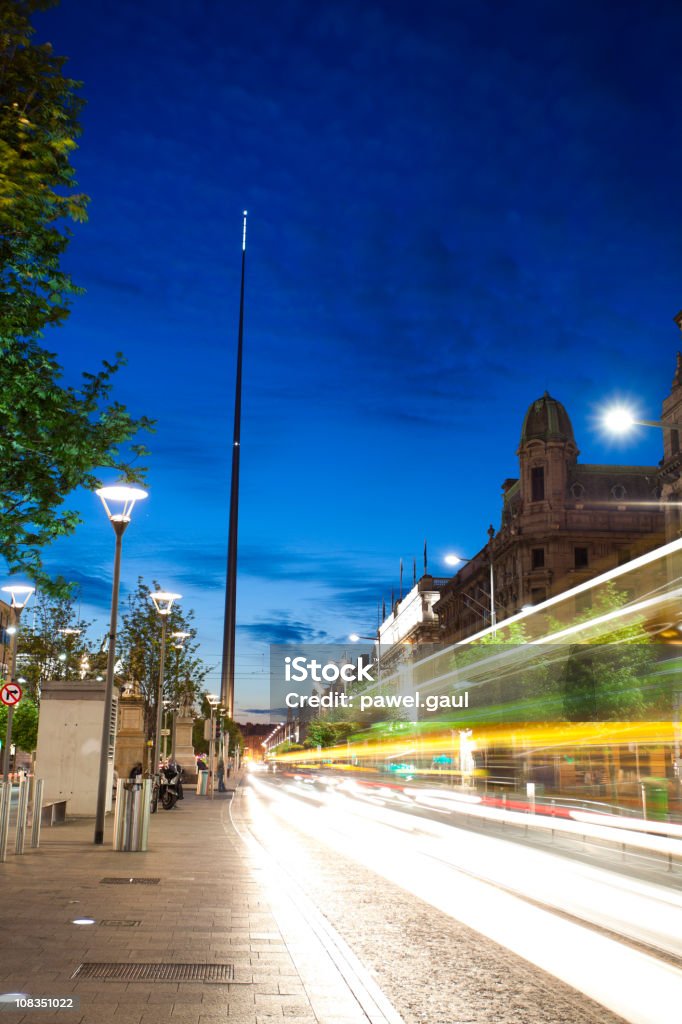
xmin=113 ymin=778 xmax=151 ymax=852
xmin=15 ymin=774 xmax=29 ymax=854
xmin=0 ymin=781 xmax=12 ymax=862
xmin=30 ymin=778 xmax=43 ymax=848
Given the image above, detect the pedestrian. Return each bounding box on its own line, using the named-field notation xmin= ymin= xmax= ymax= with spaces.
xmin=217 ymin=758 xmax=226 ymax=792
xmin=197 ymin=756 xmax=207 ymax=773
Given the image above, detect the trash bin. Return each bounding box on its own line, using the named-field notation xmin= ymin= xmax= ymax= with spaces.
xmin=641 ymin=777 xmax=669 ymax=821
xmin=196 ymin=770 xmax=209 ymax=796
xmin=113 ymin=778 xmax=151 ymax=851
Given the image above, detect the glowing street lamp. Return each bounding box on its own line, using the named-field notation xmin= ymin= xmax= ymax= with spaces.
xmin=1 ymin=584 xmax=34 ymax=782
xmin=170 ymin=631 xmax=191 ymax=760
xmin=602 ymin=406 xmax=667 ymax=434
xmin=94 ymin=483 xmax=148 ymax=846
xmin=444 ymin=552 xmax=497 ymax=633
xmin=150 ymin=591 xmax=181 ymax=778
xmin=206 ymin=694 xmax=220 ymax=798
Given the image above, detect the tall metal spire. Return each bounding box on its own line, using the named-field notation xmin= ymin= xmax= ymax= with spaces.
xmin=220 ymin=211 xmax=247 ymax=718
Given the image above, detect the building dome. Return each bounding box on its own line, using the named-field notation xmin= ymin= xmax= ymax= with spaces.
xmin=520 ymin=392 xmax=575 ymax=446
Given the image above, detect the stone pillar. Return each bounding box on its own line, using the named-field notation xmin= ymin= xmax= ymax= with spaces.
xmin=115 ymin=693 xmax=146 ymax=780
xmin=174 ymin=715 xmax=196 ymax=781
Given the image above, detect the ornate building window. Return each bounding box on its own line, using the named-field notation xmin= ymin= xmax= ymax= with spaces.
xmin=570 ymin=482 xmax=585 ymax=499
xmin=531 ymin=547 xmax=545 ymax=569
xmin=574 ymin=547 xmax=589 ymax=569
xmin=611 ymin=484 xmax=627 ymax=500
xmin=531 ymin=466 xmax=545 ymax=502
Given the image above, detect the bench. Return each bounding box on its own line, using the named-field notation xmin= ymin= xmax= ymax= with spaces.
xmin=40 ymin=800 xmax=67 ymax=826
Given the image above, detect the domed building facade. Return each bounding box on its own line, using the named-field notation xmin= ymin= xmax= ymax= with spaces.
xmin=435 ymin=389 xmax=665 ymax=643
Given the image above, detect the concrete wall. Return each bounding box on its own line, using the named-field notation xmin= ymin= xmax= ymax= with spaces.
xmin=35 ymin=679 xmax=118 ymax=816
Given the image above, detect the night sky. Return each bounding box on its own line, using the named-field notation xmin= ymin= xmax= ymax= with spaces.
xmin=18 ymin=0 xmax=682 ymax=717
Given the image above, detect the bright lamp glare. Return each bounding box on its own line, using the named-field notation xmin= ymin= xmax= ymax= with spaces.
xmin=349 ymin=633 xmax=360 ymax=642
xmin=444 ymin=554 xmax=462 ymax=567
xmin=603 ymin=407 xmax=636 ymax=434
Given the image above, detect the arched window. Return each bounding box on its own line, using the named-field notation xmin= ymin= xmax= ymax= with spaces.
xmin=570 ymin=482 xmax=585 ymax=499
xmin=611 ymin=484 xmax=627 ymax=500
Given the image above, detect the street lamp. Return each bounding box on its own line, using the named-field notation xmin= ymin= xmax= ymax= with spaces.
xmin=149 ymin=590 xmax=181 ymax=779
xmin=170 ymin=631 xmax=191 ymax=760
xmin=444 ymin=553 xmax=497 ymax=633
xmin=94 ymin=483 xmax=148 ymax=846
xmin=349 ymin=632 xmax=381 ymax=683
xmin=602 ymin=406 xmax=668 ymax=434
xmin=1 ymin=584 xmax=34 ymax=781
xmin=206 ymin=694 xmax=220 ymax=798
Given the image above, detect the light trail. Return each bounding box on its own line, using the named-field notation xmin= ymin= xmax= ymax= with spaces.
xmin=246 ymin=775 xmax=682 ymax=1024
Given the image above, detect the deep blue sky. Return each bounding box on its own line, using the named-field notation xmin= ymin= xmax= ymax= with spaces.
xmin=18 ymin=0 xmax=682 ymax=717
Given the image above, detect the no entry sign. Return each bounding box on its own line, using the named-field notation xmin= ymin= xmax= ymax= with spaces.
xmin=0 ymin=682 xmax=22 ymax=707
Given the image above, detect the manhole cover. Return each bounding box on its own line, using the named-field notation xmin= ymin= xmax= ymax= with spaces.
xmin=99 ymin=878 xmax=160 ymax=885
xmin=71 ymin=963 xmax=234 ymax=983
xmin=99 ymin=920 xmax=142 ymax=928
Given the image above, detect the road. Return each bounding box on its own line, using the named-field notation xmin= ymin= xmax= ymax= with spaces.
xmin=237 ymin=768 xmax=682 ymax=1024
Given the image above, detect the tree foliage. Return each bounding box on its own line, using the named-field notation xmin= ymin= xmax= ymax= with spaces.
xmin=0 ymin=0 xmax=153 ymax=588
xmin=118 ymin=579 xmax=209 ymax=737
xmin=192 ymin=694 xmax=243 ymax=757
xmin=0 ymin=695 xmax=39 ymax=752
xmin=558 ymin=583 xmax=655 ymax=721
xmin=15 ymin=589 xmax=96 ymax=698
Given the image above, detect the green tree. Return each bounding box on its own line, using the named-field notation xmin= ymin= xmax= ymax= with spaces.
xmin=192 ymin=695 xmax=243 ymax=758
xmin=304 ymin=719 xmax=354 ymax=749
xmin=0 ymin=0 xmax=152 ymax=588
xmin=118 ymin=579 xmax=208 ymax=738
xmin=558 ymin=583 xmax=655 ymax=721
xmin=0 ymin=696 xmax=39 ymax=752
xmin=15 ymin=590 xmax=94 ymax=698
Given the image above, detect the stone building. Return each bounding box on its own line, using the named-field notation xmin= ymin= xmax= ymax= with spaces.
xmin=435 ymin=391 xmax=665 ymax=644
xmin=659 ymin=314 xmax=682 ymax=540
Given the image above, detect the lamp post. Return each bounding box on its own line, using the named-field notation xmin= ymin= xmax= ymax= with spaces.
xmin=602 ymin=405 xmax=680 ymax=539
xmin=1 ymin=584 xmax=34 ymax=781
xmin=349 ymin=632 xmax=381 ymax=685
xmin=206 ymin=694 xmax=220 ymax=797
xmin=149 ymin=591 xmax=181 ymax=779
xmin=170 ymin=631 xmax=191 ymax=761
xmin=94 ymin=483 xmax=148 ymax=846
xmin=445 ymin=552 xmax=497 ymax=634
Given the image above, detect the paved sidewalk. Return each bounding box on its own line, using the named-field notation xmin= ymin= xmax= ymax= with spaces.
xmin=0 ymin=779 xmax=402 ymax=1024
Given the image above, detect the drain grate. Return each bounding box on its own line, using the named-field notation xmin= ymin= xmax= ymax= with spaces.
xmin=99 ymin=877 xmax=160 ymax=885
xmin=71 ymin=963 xmax=234 ymax=983
xmin=99 ymin=920 xmax=142 ymax=928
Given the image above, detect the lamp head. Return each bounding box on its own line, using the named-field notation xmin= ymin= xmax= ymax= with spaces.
xmin=349 ymin=633 xmax=361 ymax=642
xmin=602 ymin=406 xmax=636 ymax=434
xmin=96 ymin=483 xmax=148 ymax=524
xmin=150 ymin=591 xmax=181 ymax=616
xmin=1 ymin=583 xmax=35 ymax=610
xmin=171 ymin=630 xmax=191 ymax=648
xmin=444 ymin=554 xmax=463 ymax=567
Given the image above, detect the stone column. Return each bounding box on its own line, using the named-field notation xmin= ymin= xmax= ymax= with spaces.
xmin=174 ymin=715 xmax=196 ymax=781
xmin=115 ymin=692 xmax=146 ymax=780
